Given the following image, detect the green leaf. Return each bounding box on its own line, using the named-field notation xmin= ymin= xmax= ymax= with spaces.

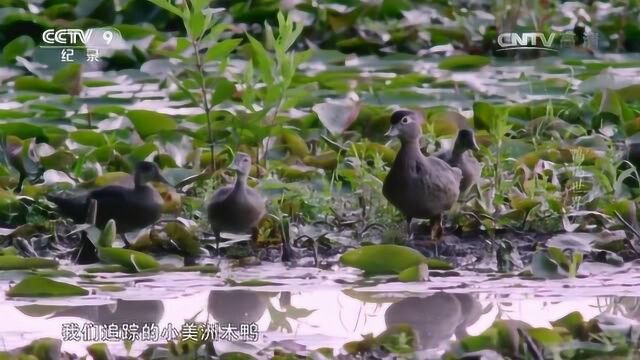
xmin=98 ymin=220 xmax=116 ymax=248
xmin=526 ymin=327 xmax=563 ymax=346
xmin=2 ymin=35 xmax=35 ymax=63
xmin=7 ymin=276 xmax=88 ymax=297
xmin=246 ymin=33 xmax=275 ymax=85
xmin=146 ymin=0 xmax=183 ymax=18
xmin=219 ymin=353 xmax=257 ymax=360
xmin=397 ymin=264 xmax=429 ymax=282
xmin=339 ymin=244 xmax=450 ymax=275
xmin=530 ymin=250 xmax=565 ymax=279
xmin=70 ymin=130 xmax=107 ymax=147
xmin=438 ymin=55 xmax=490 ymax=70
xmin=14 ymin=76 xmax=66 ymax=94
xmin=205 ymin=38 xmax=242 ymax=62
xmin=473 ymin=101 xmax=495 ymax=130
xmin=212 ymin=78 xmax=236 ymax=104
xmin=87 ymin=343 xmax=113 ymax=360
xmin=0 ymin=256 xmax=58 ymax=270
xmin=97 ymin=247 xmax=159 ymax=272
xmin=127 ymin=109 xmax=177 ymax=138
xmin=52 ymin=63 xmax=82 ymax=96
xmin=188 ymin=8 xmax=205 ymax=39
xmin=0 ymin=123 xmax=45 ymax=139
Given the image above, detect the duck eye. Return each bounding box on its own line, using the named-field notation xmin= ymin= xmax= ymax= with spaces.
xmin=401 ymin=117 xmax=410 ymax=124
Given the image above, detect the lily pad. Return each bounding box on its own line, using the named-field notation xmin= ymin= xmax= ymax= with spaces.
xmin=397 ymin=263 xmax=429 ymax=282
xmin=127 ymin=110 xmax=177 ymax=138
xmin=97 ymin=247 xmax=159 ymax=272
xmin=7 ymin=276 xmax=88 ymax=297
xmin=0 ymin=256 xmax=58 ymax=270
xmin=340 ymin=244 xmax=450 ymax=275
xmin=312 ymin=101 xmax=360 ymax=135
xmin=438 ymin=55 xmax=490 ymax=70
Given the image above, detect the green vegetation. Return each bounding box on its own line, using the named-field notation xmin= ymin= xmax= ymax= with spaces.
xmin=0 ymin=0 xmax=640 ymax=358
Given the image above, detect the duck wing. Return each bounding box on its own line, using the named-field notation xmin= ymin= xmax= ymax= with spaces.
xmin=47 ymin=192 xmax=89 ymax=223
xmin=414 ymin=156 xmax=462 ymax=214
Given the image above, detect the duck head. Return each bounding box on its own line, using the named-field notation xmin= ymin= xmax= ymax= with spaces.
xmin=385 ymin=110 xmax=423 ymax=143
xmin=134 ymin=161 xmax=170 ymax=187
xmin=454 ymin=129 xmax=480 ymax=153
xmin=228 ymin=152 xmax=252 ymax=177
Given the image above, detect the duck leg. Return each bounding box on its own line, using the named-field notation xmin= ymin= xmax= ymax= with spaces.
xmin=120 ymin=234 xmax=131 ymax=248
xmin=250 ymin=227 xmax=259 ymax=255
xmin=430 ymin=214 xmax=444 ymax=257
xmin=214 ymin=230 xmax=221 ymax=255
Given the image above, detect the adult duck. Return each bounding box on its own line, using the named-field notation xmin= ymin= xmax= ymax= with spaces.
xmin=435 ymin=128 xmax=481 ymax=194
xmin=207 ymin=152 xmax=266 ymax=252
xmin=382 ymin=110 xmax=462 ymax=245
xmin=47 ymin=161 xmax=170 ymax=246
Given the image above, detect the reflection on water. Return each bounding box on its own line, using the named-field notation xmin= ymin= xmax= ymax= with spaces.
xmin=207 ymin=290 xmax=271 ymax=325
xmin=384 ymin=293 xmax=483 ymax=350
xmin=4 ymin=290 xmax=640 ymax=356
xmin=41 ymin=300 xmax=165 ymax=325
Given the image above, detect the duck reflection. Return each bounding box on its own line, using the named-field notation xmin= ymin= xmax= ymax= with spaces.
xmin=207 ymin=290 xmax=272 ymax=325
xmin=384 ymin=292 xmax=482 ymax=350
xmin=18 ymin=300 xmax=164 ymax=325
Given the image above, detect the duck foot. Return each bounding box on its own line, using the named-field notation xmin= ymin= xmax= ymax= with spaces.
xmin=120 ymin=234 xmax=131 ymax=249
xmin=183 ymin=255 xmax=198 ymax=266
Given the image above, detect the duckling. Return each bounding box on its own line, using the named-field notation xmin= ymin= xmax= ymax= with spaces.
xmin=47 ymin=161 xmax=169 ymax=246
xmin=207 ymin=152 xmax=266 ymax=253
xmin=435 ymin=128 xmax=481 ymax=194
xmin=382 ymin=110 xmax=462 ymax=246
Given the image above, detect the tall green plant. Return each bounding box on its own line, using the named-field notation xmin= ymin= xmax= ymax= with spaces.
xmin=147 ymin=0 xmax=241 ymax=171
xmin=244 ymin=12 xmax=312 ymax=168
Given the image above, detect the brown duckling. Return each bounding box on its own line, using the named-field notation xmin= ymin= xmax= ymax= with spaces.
xmin=382 ymin=110 xmax=462 ymax=246
xmin=47 ymin=161 xmax=170 ymax=247
xmin=207 ymin=152 xmax=266 ymax=252
xmin=435 ymin=128 xmax=481 ymax=194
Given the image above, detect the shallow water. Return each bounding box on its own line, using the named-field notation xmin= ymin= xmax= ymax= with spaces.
xmin=1 ymin=259 xmax=640 ymax=357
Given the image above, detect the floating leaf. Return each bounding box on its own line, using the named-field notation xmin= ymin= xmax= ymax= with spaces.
xmin=97 ymin=247 xmax=159 ymax=272
xmin=2 ymin=35 xmax=35 ymax=63
xmin=219 ymin=353 xmax=257 ymax=360
xmin=52 ymin=63 xmax=82 ymax=96
xmin=98 ymin=219 xmax=116 ymax=248
xmin=7 ymin=276 xmax=88 ymax=297
xmin=0 ymin=256 xmax=58 ymax=270
xmin=340 ymin=244 xmax=451 ymax=275
xmin=438 ymin=55 xmax=490 ymax=70
xmin=87 ymin=343 xmax=113 ymax=360
xmin=127 ymin=110 xmax=177 ymax=138
xmin=397 ymin=263 xmax=429 ymax=282
xmin=14 ymin=76 xmax=66 ymax=94
xmin=70 ymin=130 xmax=107 ymax=147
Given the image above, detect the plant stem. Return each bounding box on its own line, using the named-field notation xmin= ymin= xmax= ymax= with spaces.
xmin=191 ymin=39 xmax=216 ymax=172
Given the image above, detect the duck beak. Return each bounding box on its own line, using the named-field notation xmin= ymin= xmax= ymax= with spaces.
xmin=385 ymin=126 xmax=400 ymax=138
xmin=154 ymin=173 xmax=172 ymax=186
xmin=471 ymin=139 xmax=480 ymax=151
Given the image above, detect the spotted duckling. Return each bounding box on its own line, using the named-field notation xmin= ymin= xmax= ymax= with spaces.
xmin=382 ymin=110 xmax=462 ymax=245
xmin=207 ymin=152 xmax=266 ymax=252
xmin=47 ymin=161 xmax=169 ymax=247
xmin=435 ymin=128 xmax=481 ymax=194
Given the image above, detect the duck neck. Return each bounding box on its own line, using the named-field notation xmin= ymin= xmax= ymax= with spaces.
xmin=134 ymin=173 xmax=147 ymax=190
xmin=451 ymin=141 xmax=467 ymax=162
xmin=399 ymin=139 xmax=421 ymax=154
xmin=233 ymin=172 xmax=248 ymax=192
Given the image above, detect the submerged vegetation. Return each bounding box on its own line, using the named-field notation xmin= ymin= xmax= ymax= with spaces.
xmin=1 ymin=0 xmax=640 ymax=358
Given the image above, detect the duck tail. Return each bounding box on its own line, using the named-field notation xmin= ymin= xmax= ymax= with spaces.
xmin=46 ymin=193 xmax=88 ymax=223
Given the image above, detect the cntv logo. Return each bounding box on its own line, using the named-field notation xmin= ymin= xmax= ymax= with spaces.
xmin=496 ymin=31 xmax=596 ymax=52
